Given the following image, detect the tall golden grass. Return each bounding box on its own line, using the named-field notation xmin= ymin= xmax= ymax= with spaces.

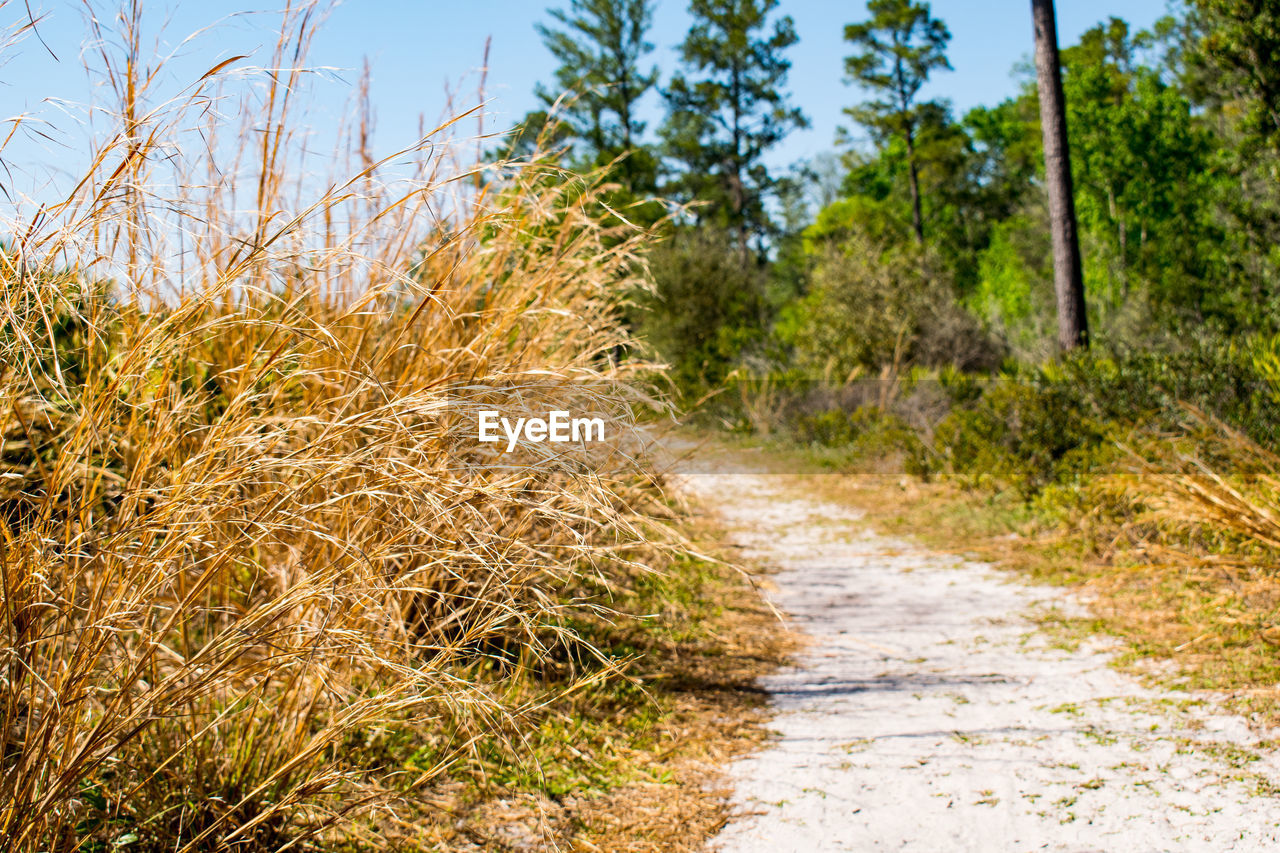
xmin=0 ymin=2 xmax=667 ymax=849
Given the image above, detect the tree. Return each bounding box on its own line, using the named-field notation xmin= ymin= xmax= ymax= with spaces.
xmin=963 ymin=97 xmax=1041 ymax=228
xmin=1062 ymin=19 xmax=1213 ymax=315
xmin=638 ymin=227 xmax=768 ymax=393
xmin=843 ymin=0 xmax=952 ymax=244
xmin=1031 ymin=0 xmax=1089 ymax=350
xmin=1188 ymin=0 xmax=1280 ymax=155
xmin=532 ymin=0 xmax=658 ymax=181
xmin=661 ymin=0 xmax=808 ymax=257
xmin=1183 ymin=1 xmax=1280 ymax=327
xmin=785 ymin=228 xmax=1001 ymax=376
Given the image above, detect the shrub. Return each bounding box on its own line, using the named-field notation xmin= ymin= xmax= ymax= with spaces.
xmin=791 ymin=405 xmax=929 ymax=475
xmin=635 ymin=227 xmax=768 ymax=396
xmin=931 ymin=376 xmax=1114 ymax=498
xmin=786 ymin=229 xmax=1002 ymax=379
xmin=929 ymin=338 xmax=1280 ymax=499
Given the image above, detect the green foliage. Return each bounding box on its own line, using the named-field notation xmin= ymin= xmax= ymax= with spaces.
xmin=932 ymin=374 xmax=1115 ymax=498
xmin=784 ymin=228 xmax=1001 ymax=377
xmin=962 ymin=97 xmax=1040 ymax=216
xmin=842 ymin=0 xmax=952 ymax=242
xmin=1062 ymin=18 xmax=1217 ymax=318
xmin=1072 ymin=339 xmax=1280 ymax=444
xmin=794 ymin=405 xmax=914 ymax=449
xmin=928 ymin=339 xmax=1280 ymax=499
xmin=1255 ymin=334 xmax=1280 ymax=400
xmin=802 ymin=194 xmax=908 ymax=252
xmin=793 ymin=405 xmax=929 ymax=472
xmin=786 ymin=238 xmax=928 ymax=377
xmin=764 ymin=170 xmax=816 ymax=311
xmin=969 ymin=210 xmax=1055 ymax=359
xmin=758 ymin=339 xmax=1280 ymax=504
xmin=1181 ymin=2 xmax=1280 ymax=330
xmin=636 ymin=227 xmax=767 ymax=394
xmin=1189 ymin=0 xmax=1280 ymax=155
xmin=661 ymin=0 xmax=808 ymax=249
xmin=533 ymin=0 xmax=658 ymax=169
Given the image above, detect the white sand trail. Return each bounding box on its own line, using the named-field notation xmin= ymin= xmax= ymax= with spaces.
xmin=679 ymin=465 xmax=1280 ymax=853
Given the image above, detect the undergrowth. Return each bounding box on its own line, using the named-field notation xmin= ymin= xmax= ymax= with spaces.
xmin=728 ymin=338 xmax=1280 ymax=719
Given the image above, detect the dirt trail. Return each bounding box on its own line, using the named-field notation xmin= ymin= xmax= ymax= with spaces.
xmin=679 ymin=460 xmax=1280 ymax=852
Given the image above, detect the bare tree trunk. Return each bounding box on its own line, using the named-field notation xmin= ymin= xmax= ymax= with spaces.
xmin=1031 ymin=0 xmax=1089 ymax=351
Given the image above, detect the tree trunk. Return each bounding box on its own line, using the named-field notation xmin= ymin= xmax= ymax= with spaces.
xmin=1031 ymin=0 xmax=1089 ymax=351
xmin=730 ymin=65 xmax=749 ymax=266
xmin=904 ymin=126 xmax=924 ymax=245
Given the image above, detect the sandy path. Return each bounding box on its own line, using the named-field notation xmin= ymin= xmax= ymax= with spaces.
xmin=679 ymin=463 xmax=1280 ymax=852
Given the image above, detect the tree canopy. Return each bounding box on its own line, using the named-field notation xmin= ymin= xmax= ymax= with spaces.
xmin=660 ymin=0 xmax=808 ymax=256
xmin=843 ymin=0 xmax=952 ymax=243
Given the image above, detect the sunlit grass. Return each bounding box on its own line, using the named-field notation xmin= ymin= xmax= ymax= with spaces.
xmin=0 ymin=2 xmax=684 ymax=849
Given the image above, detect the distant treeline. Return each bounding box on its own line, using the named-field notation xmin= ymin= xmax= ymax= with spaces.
xmin=514 ymin=0 xmax=1280 ymax=390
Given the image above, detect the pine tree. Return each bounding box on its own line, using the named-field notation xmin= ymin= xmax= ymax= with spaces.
xmin=843 ymin=0 xmax=952 ymax=245
xmin=529 ymin=0 xmax=659 ymax=185
xmin=660 ymin=0 xmax=808 ymax=258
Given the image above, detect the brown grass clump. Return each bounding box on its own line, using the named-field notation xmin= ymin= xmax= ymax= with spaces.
xmin=1114 ymin=420 xmax=1280 ymax=554
xmin=0 ymin=2 xmax=679 ymax=849
xmin=1071 ymin=419 xmax=1280 ymax=703
xmin=408 ymin=526 xmax=789 ymax=852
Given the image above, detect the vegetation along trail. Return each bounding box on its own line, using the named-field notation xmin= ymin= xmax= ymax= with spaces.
xmin=678 ymin=450 xmax=1280 ymax=852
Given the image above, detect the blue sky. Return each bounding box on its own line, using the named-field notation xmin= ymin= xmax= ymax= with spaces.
xmin=1 ymin=0 xmax=1174 ymax=190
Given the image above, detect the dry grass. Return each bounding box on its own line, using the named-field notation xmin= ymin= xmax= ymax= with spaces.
xmin=402 ymin=506 xmax=789 ymax=851
xmin=0 ymin=2 xmax=698 ymax=849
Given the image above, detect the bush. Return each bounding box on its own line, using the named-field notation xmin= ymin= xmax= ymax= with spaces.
xmin=929 ymin=338 xmax=1280 ymax=499
xmin=784 ymin=229 xmax=1002 ymax=378
xmin=791 ymin=405 xmax=929 ymax=474
xmin=636 ymin=227 xmax=768 ymax=395
xmin=932 ymin=376 xmax=1114 ymax=498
